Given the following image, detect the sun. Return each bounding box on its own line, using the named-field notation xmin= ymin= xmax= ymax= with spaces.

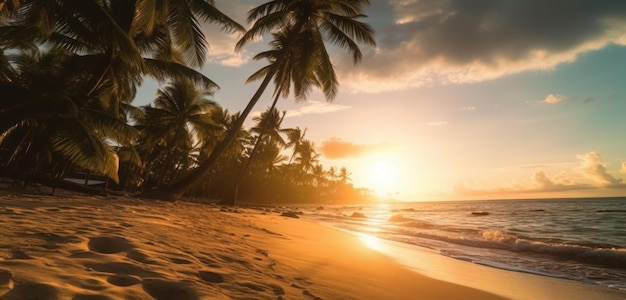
xmin=369 ymin=161 xmax=398 ymax=197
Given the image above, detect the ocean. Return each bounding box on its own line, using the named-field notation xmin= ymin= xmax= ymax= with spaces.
xmin=300 ymin=197 xmax=626 ymax=291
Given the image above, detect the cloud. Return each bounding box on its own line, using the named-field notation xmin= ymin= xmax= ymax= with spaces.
xmin=427 ymin=121 xmax=448 ymax=126
xmin=249 ymin=100 xmax=350 ymax=121
xmin=319 ymin=137 xmax=396 ymax=159
xmin=543 ymin=94 xmax=568 ymax=104
xmin=576 ymin=151 xmax=623 ymax=186
xmin=621 ymin=162 xmax=626 ymax=173
xmin=340 ymin=0 xmax=626 ymax=92
xmin=455 ymin=151 xmax=625 ymax=196
xmin=201 ymin=2 xmax=254 ymax=67
xmin=284 ymin=100 xmax=351 ymax=118
xmin=459 ymin=106 xmax=477 ymax=111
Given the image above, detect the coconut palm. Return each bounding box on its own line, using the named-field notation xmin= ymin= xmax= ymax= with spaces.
xmin=294 ymin=139 xmax=319 ymax=174
xmin=164 ymin=0 xmax=375 ymax=200
xmin=339 ymin=166 xmax=351 ymax=183
xmin=233 ymin=106 xmax=288 ymax=202
xmin=139 ymin=78 xmax=218 ymax=188
xmin=0 ymin=0 xmax=242 ymax=103
xmin=0 ymin=48 xmax=137 ymax=183
xmin=285 ymin=127 xmax=306 ymax=164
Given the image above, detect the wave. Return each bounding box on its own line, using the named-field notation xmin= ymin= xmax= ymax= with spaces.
xmin=395 ymin=227 xmax=626 ymax=269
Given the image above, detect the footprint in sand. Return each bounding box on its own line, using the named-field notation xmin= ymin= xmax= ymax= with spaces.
xmin=106 ymin=274 xmax=141 ymax=287
xmin=169 ymin=257 xmax=192 ymax=264
xmin=0 ymin=282 xmax=59 ymax=300
xmin=87 ymin=236 xmax=134 ymax=254
xmin=9 ymin=248 xmax=32 ymax=259
xmin=141 ymin=279 xmax=198 ymax=300
xmin=72 ymin=294 xmax=112 ymax=300
xmin=0 ymin=269 xmax=12 ymax=286
xmin=197 ymin=271 xmax=224 ymax=283
xmin=303 ymin=290 xmax=323 ymax=300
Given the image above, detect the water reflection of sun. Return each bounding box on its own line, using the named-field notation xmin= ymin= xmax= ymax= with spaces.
xmin=358 ymin=233 xmax=383 ymax=251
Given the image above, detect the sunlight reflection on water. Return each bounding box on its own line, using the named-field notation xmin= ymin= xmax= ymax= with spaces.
xmin=358 ymin=233 xmax=384 ymax=251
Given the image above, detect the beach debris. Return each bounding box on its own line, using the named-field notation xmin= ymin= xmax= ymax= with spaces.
xmin=315 ymin=206 xmax=324 ymax=210
xmin=280 ymin=212 xmax=300 ymax=219
xmin=349 ymin=212 xmax=367 ymax=218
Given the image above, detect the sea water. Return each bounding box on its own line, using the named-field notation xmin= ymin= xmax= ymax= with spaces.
xmin=301 ymin=197 xmax=626 ymax=291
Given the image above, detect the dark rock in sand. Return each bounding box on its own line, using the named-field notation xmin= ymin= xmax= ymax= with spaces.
xmin=315 ymin=206 xmax=324 ymax=210
xmin=280 ymin=212 xmax=300 ymax=219
xmin=471 ymin=211 xmax=489 ymax=216
xmin=350 ymin=212 xmax=367 ymax=218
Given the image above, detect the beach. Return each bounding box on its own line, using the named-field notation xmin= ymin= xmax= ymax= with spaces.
xmin=0 ymin=193 xmax=623 ymax=299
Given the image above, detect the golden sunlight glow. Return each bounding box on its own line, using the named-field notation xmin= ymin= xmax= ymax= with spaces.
xmin=369 ymin=160 xmax=399 ymax=197
xmin=358 ymin=233 xmax=384 ymax=251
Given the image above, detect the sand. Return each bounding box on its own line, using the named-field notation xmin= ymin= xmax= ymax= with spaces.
xmin=0 ymin=192 xmax=623 ymax=299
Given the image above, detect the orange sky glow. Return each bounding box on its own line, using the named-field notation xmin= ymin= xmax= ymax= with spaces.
xmin=136 ymin=1 xmax=626 ymax=201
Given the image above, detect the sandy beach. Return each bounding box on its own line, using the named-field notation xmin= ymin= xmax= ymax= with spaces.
xmin=0 ymin=192 xmax=623 ymax=300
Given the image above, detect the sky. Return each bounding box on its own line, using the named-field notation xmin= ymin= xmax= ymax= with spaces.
xmin=135 ymin=0 xmax=626 ymax=201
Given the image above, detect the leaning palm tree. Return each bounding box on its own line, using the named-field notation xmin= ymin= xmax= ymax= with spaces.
xmin=163 ymin=0 xmax=375 ymax=200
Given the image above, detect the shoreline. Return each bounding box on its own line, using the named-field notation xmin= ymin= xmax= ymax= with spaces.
xmin=0 ymin=194 xmax=623 ymax=299
xmin=366 ymin=234 xmax=626 ymax=300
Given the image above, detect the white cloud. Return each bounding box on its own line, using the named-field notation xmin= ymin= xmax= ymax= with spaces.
xmin=427 ymin=121 xmax=448 ymax=126
xmin=339 ymin=0 xmax=626 ymax=93
xmin=201 ymin=2 xmax=253 ymax=67
xmin=455 ymin=151 xmax=625 ymax=196
xmin=284 ymin=100 xmax=351 ymax=118
xmin=621 ymin=162 xmax=626 ymax=173
xmin=576 ymin=151 xmax=623 ymax=186
xmin=459 ymin=106 xmax=477 ymax=111
xmin=543 ymin=94 xmax=567 ymax=104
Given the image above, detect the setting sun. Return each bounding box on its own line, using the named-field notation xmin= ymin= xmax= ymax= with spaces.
xmin=369 ymin=160 xmax=399 ymax=197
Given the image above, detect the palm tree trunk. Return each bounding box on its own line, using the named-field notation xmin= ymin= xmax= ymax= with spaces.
xmin=156 ymin=61 xmax=281 ymax=201
xmin=233 ymin=93 xmax=282 ymax=204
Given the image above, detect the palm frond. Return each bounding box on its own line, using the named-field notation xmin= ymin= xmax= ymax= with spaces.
xmin=143 ymin=58 xmax=218 ymax=91
xmin=190 ymin=0 xmax=245 ymax=34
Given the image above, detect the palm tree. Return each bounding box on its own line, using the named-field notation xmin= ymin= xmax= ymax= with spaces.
xmin=295 ymin=140 xmax=319 ymax=174
xmin=0 ymin=0 xmax=243 ymax=104
xmin=0 ymin=48 xmax=137 ymax=183
xmin=139 ymin=78 xmax=218 ymax=188
xmin=327 ymin=166 xmax=338 ymax=182
xmin=233 ymin=106 xmax=287 ymax=203
xmin=163 ymin=0 xmax=375 ymax=200
xmin=285 ymin=127 xmax=306 ymax=164
xmin=339 ymin=167 xmax=351 ymax=183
